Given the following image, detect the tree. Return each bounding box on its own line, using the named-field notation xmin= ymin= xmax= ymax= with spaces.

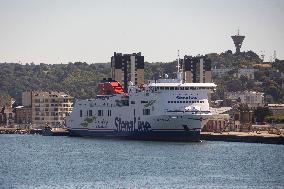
xmin=254 ymin=107 xmax=272 ymax=123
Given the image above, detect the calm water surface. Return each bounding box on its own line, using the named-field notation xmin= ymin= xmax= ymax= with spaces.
xmin=0 ymin=135 xmax=283 ymax=189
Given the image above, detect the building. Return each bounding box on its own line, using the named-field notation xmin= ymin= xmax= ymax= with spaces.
xmin=212 ymin=68 xmax=232 ymax=78
xmin=15 ymin=106 xmax=32 ymax=124
xmin=111 ymin=52 xmax=144 ymax=90
xmin=226 ymin=91 xmax=264 ymax=109
xmin=202 ymin=108 xmax=231 ymax=132
xmin=267 ymin=104 xmax=284 ymax=116
xmin=22 ymin=91 xmax=32 ymax=107
xmin=22 ymin=91 xmax=73 ymax=127
xmin=0 ymin=98 xmax=15 ymax=127
xmin=237 ymin=68 xmax=258 ymax=79
xmin=3 ymin=106 xmax=14 ymax=127
xmin=183 ymin=56 xmax=212 ymax=83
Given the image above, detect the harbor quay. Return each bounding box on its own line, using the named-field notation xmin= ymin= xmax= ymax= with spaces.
xmin=0 ymin=126 xmax=68 ymax=136
xmin=1 ymin=126 xmax=283 ymax=144
xmin=201 ymin=131 xmax=284 ymax=145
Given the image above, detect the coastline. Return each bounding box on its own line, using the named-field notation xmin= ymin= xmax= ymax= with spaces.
xmin=1 ymin=127 xmax=283 ymax=144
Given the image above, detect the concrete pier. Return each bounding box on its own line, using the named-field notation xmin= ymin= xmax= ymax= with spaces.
xmin=201 ymin=132 xmax=284 ymax=145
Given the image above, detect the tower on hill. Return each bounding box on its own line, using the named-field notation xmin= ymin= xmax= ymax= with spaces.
xmin=231 ymin=30 xmax=245 ymax=54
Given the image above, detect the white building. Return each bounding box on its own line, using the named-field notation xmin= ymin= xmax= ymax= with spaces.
xmin=238 ymin=68 xmax=258 ymax=79
xmin=226 ymin=91 xmax=264 ymax=109
xmin=212 ymin=68 xmax=232 ymax=78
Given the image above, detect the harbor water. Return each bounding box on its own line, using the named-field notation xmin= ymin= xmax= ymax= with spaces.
xmin=0 ymin=135 xmax=283 ymax=189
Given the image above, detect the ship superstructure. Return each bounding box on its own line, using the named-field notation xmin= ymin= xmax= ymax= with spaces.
xmin=67 ymin=53 xmax=216 ymax=141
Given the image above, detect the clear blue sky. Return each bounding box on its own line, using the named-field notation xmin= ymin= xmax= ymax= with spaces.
xmin=0 ymin=0 xmax=283 ymax=64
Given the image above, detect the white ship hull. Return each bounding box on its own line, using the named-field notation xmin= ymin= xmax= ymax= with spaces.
xmin=67 ymin=78 xmax=216 ymax=142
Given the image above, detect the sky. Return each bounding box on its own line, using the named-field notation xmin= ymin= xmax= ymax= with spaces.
xmin=0 ymin=0 xmax=283 ymax=64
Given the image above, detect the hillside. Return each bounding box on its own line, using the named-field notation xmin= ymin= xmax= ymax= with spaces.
xmin=0 ymin=51 xmax=283 ymax=105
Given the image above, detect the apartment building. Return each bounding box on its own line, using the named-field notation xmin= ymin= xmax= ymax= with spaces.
xmin=183 ymin=56 xmax=212 ymax=83
xmin=22 ymin=91 xmax=73 ymax=127
xmin=111 ymin=52 xmax=144 ymax=90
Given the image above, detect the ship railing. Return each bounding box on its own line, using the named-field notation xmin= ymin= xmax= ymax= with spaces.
xmin=166 ymin=110 xmax=211 ymax=114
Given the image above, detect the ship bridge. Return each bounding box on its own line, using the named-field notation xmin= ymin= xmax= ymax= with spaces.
xmin=148 ymin=83 xmax=216 ymax=91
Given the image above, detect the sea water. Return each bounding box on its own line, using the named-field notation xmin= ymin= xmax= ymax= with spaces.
xmin=0 ymin=135 xmax=283 ymax=189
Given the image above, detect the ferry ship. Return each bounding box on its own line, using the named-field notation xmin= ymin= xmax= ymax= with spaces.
xmin=67 ymin=56 xmax=216 ymax=141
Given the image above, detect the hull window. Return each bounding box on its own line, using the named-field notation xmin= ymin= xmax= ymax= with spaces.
xmin=143 ymin=109 xmax=150 ymax=115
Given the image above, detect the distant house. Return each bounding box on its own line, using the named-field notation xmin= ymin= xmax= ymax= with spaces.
xmin=237 ymin=68 xmax=258 ymax=79
xmin=3 ymin=106 xmax=15 ymax=126
xmin=15 ymin=106 xmax=32 ymax=124
xmin=267 ymin=104 xmax=284 ymax=116
xmin=226 ymin=91 xmax=264 ymax=109
xmin=212 ymin=68 xmax=232 ymax=78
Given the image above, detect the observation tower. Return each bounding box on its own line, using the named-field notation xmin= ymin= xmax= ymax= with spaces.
xmin=231 ymin=30 xmax=245 ymax=54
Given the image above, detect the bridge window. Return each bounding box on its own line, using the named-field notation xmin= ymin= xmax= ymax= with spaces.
xmin=165 ymin=87 xmax=169 ymax=90
xmin=170 ymin=87 xmax=174 ymax=90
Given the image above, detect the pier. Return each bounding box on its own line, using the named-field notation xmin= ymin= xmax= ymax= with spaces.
xmin=0 ymin=127 xmax=68 ymax=136
xmin=0 ymin=127 xmax=42 ymax=135
xmin=201 ymin=132 xmax=284 ymax=145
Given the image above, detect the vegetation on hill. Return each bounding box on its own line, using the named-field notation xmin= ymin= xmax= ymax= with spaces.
xmin=0 ymin=51 xmax=283 ymax=105
xmin=0 ymin=62 xmax=111 ymax=103
xmin=207 ymin=50 xmax=262 ymax=68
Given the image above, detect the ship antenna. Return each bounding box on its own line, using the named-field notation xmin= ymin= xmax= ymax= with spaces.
xmin=177 ymin=50 xmax=180 ymax=73
xmin=176 ymin=50 xmax=183 ymax=82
